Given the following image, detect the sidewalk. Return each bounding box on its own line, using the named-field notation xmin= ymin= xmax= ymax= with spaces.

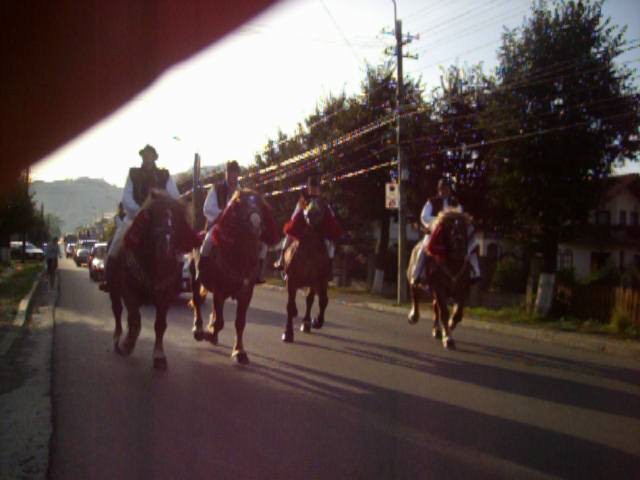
xmin=0 ymin=271 xmax=57 ymax=479
xmin=259 ymin=282 xmax=640 ymax=359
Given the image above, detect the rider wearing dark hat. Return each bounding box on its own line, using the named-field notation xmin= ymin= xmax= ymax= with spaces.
xmin=201 ymin=160 xmax=267 ymax=283
xmin=100 ymin=144 xmax=180 ymax=292
xmin=274 ymin=174 xmax=341 ymax=272
xmin=411 ymin=177 xmax=480 ymax=286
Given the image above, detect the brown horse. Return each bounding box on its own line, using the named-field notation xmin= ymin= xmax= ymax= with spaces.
xmin=190 ymin=189 xmax=279 ymax=364
xmin=281 ymin=197 xmax=337 ymax=343
xmin=110 ymin=190 xmax=199 ymax=369
xmin=406 ymin=210 xmax=472 ymax=350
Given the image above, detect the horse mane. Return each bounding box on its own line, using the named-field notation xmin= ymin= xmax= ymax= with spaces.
xmin=431 ymin=208 xmax=472 ymax=232
xmin=139 ymin=188 xmax=186 ymax=216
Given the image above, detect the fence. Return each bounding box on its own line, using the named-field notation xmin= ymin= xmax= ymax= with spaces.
xmin=558 ymin=285 xmax=640 ymax=325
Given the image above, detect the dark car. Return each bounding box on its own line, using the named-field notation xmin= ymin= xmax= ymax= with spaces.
xmin=74 ymin=240 xmax=97 ymax=266
xmin=88 ymin=243 xmax=108 ymax=281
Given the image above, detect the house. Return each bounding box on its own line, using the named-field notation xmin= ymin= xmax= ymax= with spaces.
xmin=558 ymin=174 xmax=640 ymax=279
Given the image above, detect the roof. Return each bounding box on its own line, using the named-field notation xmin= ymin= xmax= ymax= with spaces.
xmin=603 ymin=173 xmax=640 ymax=203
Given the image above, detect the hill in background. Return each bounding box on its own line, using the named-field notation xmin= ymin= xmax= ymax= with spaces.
xmin=31 ymin=178 xmax=122 ymax=232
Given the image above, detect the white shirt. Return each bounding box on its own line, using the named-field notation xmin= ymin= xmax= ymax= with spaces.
xmin=420 ymin=197 xmax=462 ymax=230
xmin=203 ymin=182 xmax=237 ymax=223
xmin=122 ymin=173 xmax=180 ymax=220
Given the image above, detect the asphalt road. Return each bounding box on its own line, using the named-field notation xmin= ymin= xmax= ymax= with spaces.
xmin=49 ymin=258 xmax=640 ymax=479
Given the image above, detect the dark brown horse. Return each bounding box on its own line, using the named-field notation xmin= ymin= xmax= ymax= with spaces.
xmin=190 ymin=189 xmax=279 ymax=364
xmin=406 ymin=210 xmax=472 ymax=349
xmin=281 ymin=197 xmax=338 ymax=343
xmin=109 ymin=190 xmax=199 ymax=369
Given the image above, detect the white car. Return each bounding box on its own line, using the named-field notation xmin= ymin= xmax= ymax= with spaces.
xmin=10 ymin=241 xmax=44 ymax=260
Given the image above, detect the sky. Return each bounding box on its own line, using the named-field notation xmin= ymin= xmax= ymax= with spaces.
xmin=32 ymin=0 xmax=640 ymax=187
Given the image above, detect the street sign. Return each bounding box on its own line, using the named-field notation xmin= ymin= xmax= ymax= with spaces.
xmin=385 ymin=182 xmax=398 ymax=209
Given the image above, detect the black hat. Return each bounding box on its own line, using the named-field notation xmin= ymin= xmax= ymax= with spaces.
xmin=139 ymin=144 xmax=158 ymax=161
xmin=226 ymin=160 xmax=240 ymax=174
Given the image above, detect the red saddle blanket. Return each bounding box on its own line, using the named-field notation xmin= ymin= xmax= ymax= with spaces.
xmin=283 ymin=209 xmax=344 ymax=241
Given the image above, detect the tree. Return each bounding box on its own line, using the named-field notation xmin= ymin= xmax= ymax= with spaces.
xmin=485 ymin=0 xmax=639 ymax=311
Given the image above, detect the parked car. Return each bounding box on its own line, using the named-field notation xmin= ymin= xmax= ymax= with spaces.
xmin=88 ymin=243 xmax=108 ymax=281
xmin=10 ymin=241 xmax=44 ymax=260
xmin=65 ymin=243 xmax=76 ymax=258
xmin=74 ymin=239 xmax=97 ymax=266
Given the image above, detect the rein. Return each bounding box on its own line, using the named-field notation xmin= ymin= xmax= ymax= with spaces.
xmin=435 ymin=255 xmax=470 ymax=288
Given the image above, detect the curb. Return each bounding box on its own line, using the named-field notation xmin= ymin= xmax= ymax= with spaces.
xmin=0 ymin=271 xmax=45 ymax=357
xmin=257 ymin=283 xmax=640 ymax=359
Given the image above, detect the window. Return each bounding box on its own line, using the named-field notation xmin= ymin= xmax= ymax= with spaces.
xmin=558 ymin=249 xmax=573 ymax=270
xmin=596 ymin=210 xmax=611 ymax=225
xmin=591 ymin=251 xmax=611 ymax=272
xmin=619 ymin=210 xmax=627 ymax=225
xmin=630 ymin=211 xmax=639 ymax=226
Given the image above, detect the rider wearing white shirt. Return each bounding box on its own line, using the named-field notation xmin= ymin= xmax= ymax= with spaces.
xmin=100 ymin=145 xmax=180 ymax=291
xmin=200 ymin=160 xmax=267 ymax=283
xmin=411 ymin=178 xmax=481 ymax=285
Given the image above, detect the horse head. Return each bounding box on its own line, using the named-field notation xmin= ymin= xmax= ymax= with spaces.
xmin=303 ymin=197 xmax=326 ymax=232
xmin=441 ymin=210 xmax=471 ymax=265
xmin=132 ymin=189 xmax=194 ymax=285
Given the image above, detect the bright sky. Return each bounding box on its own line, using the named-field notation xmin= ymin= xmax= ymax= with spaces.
xmin=32 ymin=0 xmax=640 ymax=187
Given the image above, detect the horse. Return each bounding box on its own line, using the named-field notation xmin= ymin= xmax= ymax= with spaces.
xmin=406 ymin=209 xmax=473 ymax=350
xmin=109 ymin=190 xmax=200 ymax=369
xmin=190 ymin=189 xmax=279 ymax=364
xmin=281 ymin=196 xmax=338 ymax=343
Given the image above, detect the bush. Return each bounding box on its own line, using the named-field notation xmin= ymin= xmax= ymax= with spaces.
xmin=610 ymin=307 xmax=631 ymax=334
xmin=491 ymin=256 xmax=527 ymax=293
xmin=583 ymin=263 xmax=620 ymax=286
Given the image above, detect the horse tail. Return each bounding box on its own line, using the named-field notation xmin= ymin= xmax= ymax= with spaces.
xmin=187 ymin=285 xmax=209 ymax=310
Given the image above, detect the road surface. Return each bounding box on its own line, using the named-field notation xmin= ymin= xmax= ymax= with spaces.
xmin=50 ymin=258 xmax=640 ymax=479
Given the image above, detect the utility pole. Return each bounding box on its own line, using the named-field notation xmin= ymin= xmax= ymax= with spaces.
xmin=386 ymin=1 xmax=418 ymax=304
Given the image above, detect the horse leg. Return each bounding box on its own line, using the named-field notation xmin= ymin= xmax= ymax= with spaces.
xmin=435 ymin=292 xmax=455 ymax=350
xmin=231 ymin=290 xmax=251 ymax=365
xmin=449 ymin=302 xmax=463 ymax=332
xmin=301 ymin=288 xmax=314 ymax=333
xmin=408 ymin=284 xmax=420 ymax=325
xmin=312 ymin=284 xmax=328 ymax=329
xmin=153 ymin=303 xmax=169 ymax=370
xmin=118 ymin=298 xmax=141 ymax=356
xmin=282 ymin=283 xmax=297 ymax=343
xmin=205 ymin=292 xmax=225 ymax=345
xmin=190 ymin=258 xmax=205 ymax=341
xmin=431 ymin=298 xmax=442 ymax=340
xmin=109 ymin=288 xmax=123 ymax=350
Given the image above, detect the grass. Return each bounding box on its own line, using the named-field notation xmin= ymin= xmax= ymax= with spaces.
xmin=0 ymin=261 xmax=43 ymax=324
xmin=468 ymin=305 xmax=640 ymax=340
xmin=264 ymin=275 xmax=640 ymax=341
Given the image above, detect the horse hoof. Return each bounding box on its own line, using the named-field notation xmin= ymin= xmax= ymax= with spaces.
xmin=193 ymin=329 xmax=204 ymax=341
xmin=153 ymin=357 xmax=168 ymax=370
xmin=300 ymin=322 xmax=311 ymax=333
xmin=432 ymin=328 xmax=442 ymax=340
xmin=443 ymin=337 xmax=456 ymax=350
xmin=408 ymin=310 xmax=419 ymax=325
xmin=282 ymin=331 xmax=294 ymax=343
xmin=232 ymin=350 xmax=250 ymax=365
xmin=203 ymin=331 xmax=218 ymax=345
xmin=117 ymin=337 xmax=136 ymax=356
xmin=312 ymin=317 xmax=324 ymax=329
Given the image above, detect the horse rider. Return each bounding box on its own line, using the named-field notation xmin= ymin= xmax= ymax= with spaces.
xmin=200 ymin=160 xmax=267 ymax=283
xmin=410 ymin=177 xmax=481 ymax=286
xmin=273 ymin=174 xmax=341 ymax=272
xmin=100 ymin=144 xmax=180 ymax=291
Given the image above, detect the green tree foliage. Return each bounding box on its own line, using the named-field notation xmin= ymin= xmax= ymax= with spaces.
xmin=0 ymin=171 xmax=36 ymax=245
xmin=419 ymin=65 xmax=494 ymax=224
xmin=485 ymin=0 xmax=639 ymax=272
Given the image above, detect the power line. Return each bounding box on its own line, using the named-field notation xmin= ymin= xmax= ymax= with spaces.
xmin=319 ymin=0 xmax=362 ymax=64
